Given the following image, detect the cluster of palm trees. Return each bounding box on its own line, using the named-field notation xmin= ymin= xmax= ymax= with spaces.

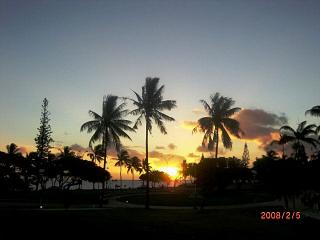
xmin=0 ymin=143 xmax=110 ymax=191
xmin=271 ymin=105 xmax=320 ymax=160
xmin=113 ymin=150 xmax=142 ymax=189
xmin=81 ymin=77 xmax=177 ymax=209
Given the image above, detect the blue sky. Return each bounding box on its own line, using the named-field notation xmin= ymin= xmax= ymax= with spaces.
xmin=1 ymin=0 xmax=320 ymax=177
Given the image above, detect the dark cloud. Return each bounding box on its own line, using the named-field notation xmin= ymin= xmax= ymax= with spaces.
xmin=168 ymin=143 xmax=177 ymax=150
xmin=70 ymin=144 xmax=90 ymax=153
xmin=187 ymin=153 xmax=200 ymax=158
xmin=155 ymin=146 xmax=166 ymax=150
xmin=148 ymin=150 xmax=185 ymax=167
xmin=53 ymin=141 xmax=64 ymax=148
xmin=192 ymin=108 xmax=205 ymax=115
xmin=196 ymin=145 xmax=227 ymax=155
xmin=149 ymin=150 xmax=164 ymax=158
xmin=196 ymin=145 xmax=208 ymax=152
xmin=235 ymin=109 xmax=288 ymax=149
xmin=126 ymin=148 xmax=145 ymax=160
xmin=181 ymin=121 xmax=197 ymax=129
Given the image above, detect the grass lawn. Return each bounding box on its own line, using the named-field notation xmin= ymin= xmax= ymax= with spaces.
xmin=117 ymin=190 xmax=275 ymax=206
xmin=0 ymin=207 xmax=318 ymax=239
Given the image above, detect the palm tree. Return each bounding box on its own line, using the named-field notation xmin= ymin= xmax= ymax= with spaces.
xmin=306 ymin=105 xmax=320 ymax=133
xmin=306 ymin=106 xmax=320 ymax=117
xmin=270 ymin=133 xmax=293 ymax=159
xmin=58 ymin=146 xmax=75 ymax=158
xmin=280 ymin=121 xmax=319 ymax=161
xmin=87 ymin=144 xmax=104 ymax=165
xmin=114 ymin=150 xmax=130 ymax=189
xmin=129 ymin=77 xmax=177 ymax=209
xmin=6 ymin=143 xmax=21 ymax=170
xmin=6 ymin=143 xmax=21 ymax=156
xmin=126 ymin=156 xmax=142 ymax=188
xmin=193 ymin=93 xmax=242 ymax=159
xmin=80 ymin=95 xmax=135 ymax=191
xmin=86 ymin=144 xmax=104 ymax=189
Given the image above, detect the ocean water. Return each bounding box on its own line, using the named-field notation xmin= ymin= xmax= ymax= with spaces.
xmin=68 ymin=179 xmax=183 ymax=190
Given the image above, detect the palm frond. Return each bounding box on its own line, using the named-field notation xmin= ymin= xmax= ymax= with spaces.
xmin=200 ymin=99 xmax=212 ymax=114
xmin=305 ymin=105 xmax=320 ymax=117
xmin=158 ymin=100 xmax=177 ymax=111
xmin=155 ymin=110 xmax=175 ymax=121
xmin=80 ymin=120 xmax=100 ymax=133
xmin=302 ymin=137 xmax=320 ymax=148
xmin=133 ymin=114 xmax=144 ymax=129
xmin=222 ymin=118 xmax=242 ymax=138
xmin=224 ymin=107 xmax=241 ymax=118
xmin=153 ymin=116 xmax=167 ymax=134
xmin=88 ymin=110 xmax=102 ymax=120
xmin=220 ymin=126 xmax=232 ymax=149
xmin=280 ymin=125 xmax=296 ymax=135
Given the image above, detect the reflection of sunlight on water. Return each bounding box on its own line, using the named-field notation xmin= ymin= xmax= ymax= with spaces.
xmin=60 ymin=179 xmax=184 ymax=190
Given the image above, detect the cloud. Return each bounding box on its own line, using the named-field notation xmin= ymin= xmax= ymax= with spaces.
xmin=181 ymin=121 xmax=197 ymax=129
xmin=155 ymin=146 xmax=166 ymax=150
xmin=18 ymin=146 xmax=29 ymax=155
xmin=126 ymin=148 xmax=145 ymax=160
xmin=70 ymin=144 xmax=90 ymax=154
xmin=235 ymin=109 xmax=288 ymax=150
xmin=192 ymin=108 xmax=205 ymax=115
xmin=196 ymin=145 xmax=227 ymax=155
xmin=149 ymin=150 xmax=164 ymax=158
xmin=168 ymin=143 xmax=177 ymax=150
xmin=148 ymin=150 xmax=185 ymax=167
xmin=187 ymin=153 xmax=200 ymax=158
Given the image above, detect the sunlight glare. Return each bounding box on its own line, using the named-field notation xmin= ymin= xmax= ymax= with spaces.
xmin=160 ymin=166 xmax=178 ymax=178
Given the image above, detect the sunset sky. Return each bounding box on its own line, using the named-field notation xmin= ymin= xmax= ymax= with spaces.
xmin=1 ymin=0 xmax=320 ymax=179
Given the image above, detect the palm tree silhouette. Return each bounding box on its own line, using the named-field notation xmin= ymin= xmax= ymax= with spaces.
xmin=87 ymin=144 xmax=104 ymax=165
xmin=86 ymin=144 xmax=104 ymax=189
xmin=280 ymin=121 xmax=319 ymax=160
xmin=6 ymin=143 xmax=21 ymax=156
xmin=114 ymin=149 xmax=130 ymax=189
xmin=6 ymin=143 xmax=21 ymax=171
xmin=129 ymin=77 xmax=177 ymax=209
xmin=306 ymin=106 xmax=320 ymax=117
xmin=270 ymin=133 xmax=292 ymax=159
xmin=193 ymin=93 xmax=242 ymax=159
xmin=306 ymin=105 xmax=320 ymax=133
xmin=80 ymin=95 xmax=135 ymax=191
xmin=58 ymin=146 xmax=75 ymax=158
xmin=126 ymin=156 xmax=142 ymax=188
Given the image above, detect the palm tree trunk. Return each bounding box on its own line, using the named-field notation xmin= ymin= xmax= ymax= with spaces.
xmin=100 ymin=134 xmax=107 ymax=208
xmin=215 ymin=129 xmax=219 ymax=160
xmin=132 ymin=172 xmax=134 ymax=189
xmin=120 ymin=164 xmax=122 ymax=189
xmin=146 ymin=122 xmax=150 ymax=209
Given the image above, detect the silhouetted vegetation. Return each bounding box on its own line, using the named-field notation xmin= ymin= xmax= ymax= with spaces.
xmin=193 ymin=93 xmax=242 ymax=159
xmin=80 ymin=95 xmax=135 ymax=192
xmin=128 ymin=77 xmax=177 ymax=209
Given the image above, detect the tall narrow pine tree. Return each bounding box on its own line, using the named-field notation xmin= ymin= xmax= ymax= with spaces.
xmin=34 ymin=98 xmax=53 ymax=190
xmin=241 ymin=142 xmax=250 ymax=168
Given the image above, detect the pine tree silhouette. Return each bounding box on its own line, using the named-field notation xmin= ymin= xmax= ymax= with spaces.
xmin=241 ymin=142 xmax=250 ymax=168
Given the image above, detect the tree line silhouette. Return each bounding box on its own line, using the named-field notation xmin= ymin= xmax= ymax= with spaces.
xmin=1 ymin=77 xmax=319 ymax=210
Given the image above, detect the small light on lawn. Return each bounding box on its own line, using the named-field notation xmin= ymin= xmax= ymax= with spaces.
xmin=40 ymin=205 xmax=43 ymax=209
xmin=126 ymin=200 xmax=128 ymax=203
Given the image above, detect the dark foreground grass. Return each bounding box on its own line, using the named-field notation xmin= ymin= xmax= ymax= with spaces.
xmin=0 ymin=207 xmax=318 ymax=239
xmin=117 ymin=190 xmax=275 ymax=206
